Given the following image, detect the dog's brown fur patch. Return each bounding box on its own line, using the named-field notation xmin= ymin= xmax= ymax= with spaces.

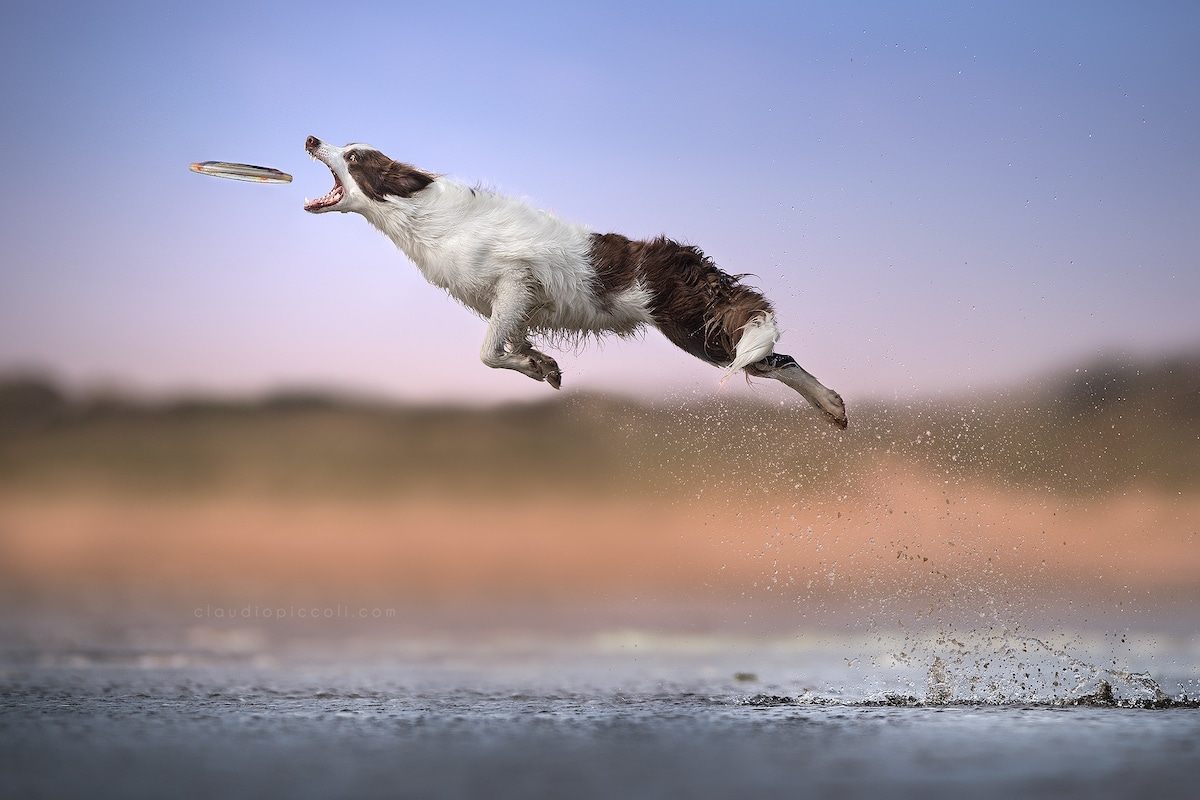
xmin=589 ymin=233 xmax=772 ymax=365
xmin=348 ymin=149 xmax=436 ymax=201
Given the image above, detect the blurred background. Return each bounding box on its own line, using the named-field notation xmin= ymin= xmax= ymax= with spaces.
xmin=1 ymin=1 xmax=1197 ymax=658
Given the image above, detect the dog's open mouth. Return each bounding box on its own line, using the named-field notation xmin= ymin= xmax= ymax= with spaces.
xmin=304 ymin=172 xmax=344 ymax=213
xmin=304 ymin=136 xmax=346 ymax=213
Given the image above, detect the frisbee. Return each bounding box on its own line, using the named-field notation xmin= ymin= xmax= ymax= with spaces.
xmin=190 ymin=161 xmax=292 ymax=184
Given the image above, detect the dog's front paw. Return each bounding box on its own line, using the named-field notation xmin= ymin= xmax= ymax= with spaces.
xmin=522 ymin=351 xmax=562 ymax=389
xmin=530 ymin=351 xmax=561 ymax=389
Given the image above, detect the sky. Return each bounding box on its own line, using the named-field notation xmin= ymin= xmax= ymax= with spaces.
xmin=2 ymin=1 xmax=1197 ymax=405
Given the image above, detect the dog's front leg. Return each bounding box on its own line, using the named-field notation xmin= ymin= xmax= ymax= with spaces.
xmin=480 ymin=279 xmax=562 ymax=388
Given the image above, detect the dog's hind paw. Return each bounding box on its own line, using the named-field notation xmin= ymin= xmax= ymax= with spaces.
xmin=821 ymin=390 xmax=847 ymax=428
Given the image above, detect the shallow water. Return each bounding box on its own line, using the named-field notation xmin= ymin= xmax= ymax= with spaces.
xmin=3 ymin=630 xmax=1198 ymax=799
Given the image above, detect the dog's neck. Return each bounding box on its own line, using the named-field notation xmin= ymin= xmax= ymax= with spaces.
xmin=358 ymin=180 xmax=445 ymax=261
xmin=357 ymin=180 xmax=494 ymax=306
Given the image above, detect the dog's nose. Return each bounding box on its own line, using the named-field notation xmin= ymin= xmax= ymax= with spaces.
xmin=305 ymin=135 xmax=321 ymax=152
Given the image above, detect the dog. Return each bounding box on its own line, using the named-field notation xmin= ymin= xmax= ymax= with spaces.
xmin=303 ymin=136 xmax=847 ymax=428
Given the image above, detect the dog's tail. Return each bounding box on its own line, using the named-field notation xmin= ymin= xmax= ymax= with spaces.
xmin=721 ymin=312 xmax=781 ymax=383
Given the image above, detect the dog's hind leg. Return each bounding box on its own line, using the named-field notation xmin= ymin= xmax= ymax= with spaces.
xmin=479 ymin=279 xmax=563 ymax=389
xmin=747 ymin=353 xmax=848 ymax=428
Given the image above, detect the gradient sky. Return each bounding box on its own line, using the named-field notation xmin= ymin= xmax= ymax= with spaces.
xmin=2 ymin=1 xmax=1197 ymax=405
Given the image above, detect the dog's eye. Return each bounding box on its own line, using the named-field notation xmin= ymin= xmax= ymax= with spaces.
xmin=346 ymin=152 xmax=357 ymax=163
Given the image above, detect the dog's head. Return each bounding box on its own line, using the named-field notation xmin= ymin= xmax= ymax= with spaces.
xmin=304 ymin=136 xmax=435 ymax=214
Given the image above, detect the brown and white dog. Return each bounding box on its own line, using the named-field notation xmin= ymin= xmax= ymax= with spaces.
xmin=304 ymin=136 xmax=847 ymax=428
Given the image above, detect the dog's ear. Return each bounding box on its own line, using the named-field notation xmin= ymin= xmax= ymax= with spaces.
xmin=348 ymin=150 xmax=435 ymax=201
xmin=380 ymin=162 xmax=435 ymax=198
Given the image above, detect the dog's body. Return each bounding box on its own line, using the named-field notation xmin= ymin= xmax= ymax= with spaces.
xmin=304 ymin=136 xmax=847 ymax=427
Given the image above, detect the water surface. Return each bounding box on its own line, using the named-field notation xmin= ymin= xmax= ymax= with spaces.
xmin=3 ymin=628 xmax=1197 ymax=799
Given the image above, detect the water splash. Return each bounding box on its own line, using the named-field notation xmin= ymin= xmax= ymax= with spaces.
xmin=1001 ymin=634 xmax=1176 ymax=708
xmin=903 ymin=628 xmax=1184 ymax=705
xmin=750 ymin=630 xmax=1196 ymax=709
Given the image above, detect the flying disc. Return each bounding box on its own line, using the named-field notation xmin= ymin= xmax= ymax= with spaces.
xmin=190 ymin=161 xmax=292 ymax=184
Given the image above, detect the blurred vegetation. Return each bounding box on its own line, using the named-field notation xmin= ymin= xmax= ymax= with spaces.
xmin=0 ymin=351 xmax=1197 ymax=499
